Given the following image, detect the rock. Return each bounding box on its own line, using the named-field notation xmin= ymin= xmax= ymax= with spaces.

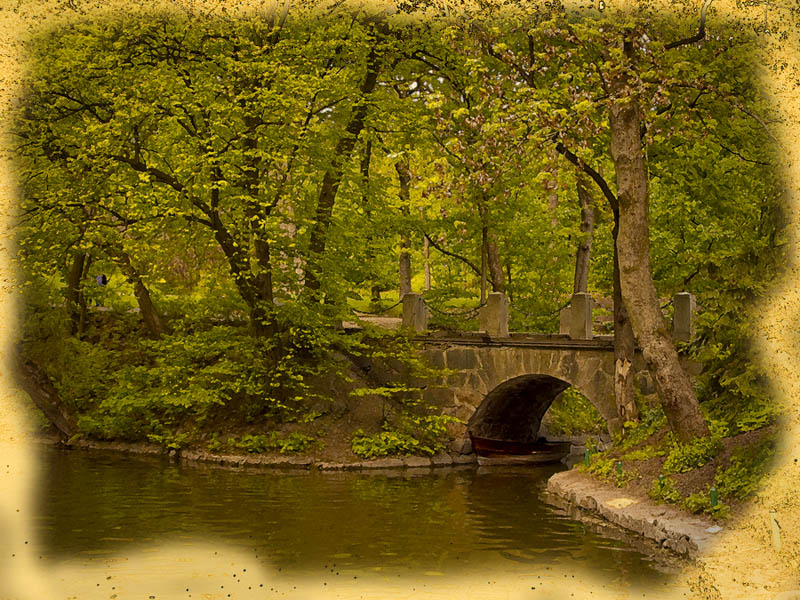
xmin=279 ymin=456 xmax=312 ymax=468
xmin=316 ymin=462 xmax=343 ymax=470
xmin=362 ymin=457 xmax=404 ymax=469
xmin=403 ymin=456 xmax=432 ymax=468
xmin=449 ymin=436 xmax=472 ymax=455
xmin=451 ymin=453 xmax=478 ymax=465
xmin=430 ymin=452 xmax=453 ymax=467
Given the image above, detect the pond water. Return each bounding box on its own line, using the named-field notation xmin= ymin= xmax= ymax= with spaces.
xmin=32 ymin=446 xmax=683 ymax=593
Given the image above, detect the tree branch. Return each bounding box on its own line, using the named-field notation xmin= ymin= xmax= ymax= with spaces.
xmin=421 ymin=231 xmax=482 ymax=277
xmin=554 ymin=142 xmax=619 ymax=215
xmin=665 ymin=0 xmax=714 ymax=50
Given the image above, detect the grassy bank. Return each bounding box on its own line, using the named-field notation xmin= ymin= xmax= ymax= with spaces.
xmin=577 ymin=395 xmax=779 ymax=521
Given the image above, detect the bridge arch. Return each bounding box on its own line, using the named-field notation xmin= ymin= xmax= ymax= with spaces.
xmin=467 ymin=374 xmax=571 ymax=442
xmin=420 ymin=339 xmax=630 ymax=442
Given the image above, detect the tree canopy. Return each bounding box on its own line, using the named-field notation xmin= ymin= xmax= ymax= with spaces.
xmin=13 ymin=6 xmax=783 ymax=445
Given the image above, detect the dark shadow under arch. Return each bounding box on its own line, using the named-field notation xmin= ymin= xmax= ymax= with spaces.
xmin=467 ymin=374 xmax=570 ymax=443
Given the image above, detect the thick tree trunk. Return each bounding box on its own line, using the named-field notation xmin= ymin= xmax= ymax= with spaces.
xmin=608 ymin=44 xmax=708 ymax=441
xmin=14 ymin=355 xmax=78 ymax=440
xmin=105 ymin=245 xmax=169 ymax=338
xmin=573 ymin=176 xmax=595 ymax=294
xmin=395 ymin=161 xmax=412 ymax=297
xmin=207 ymin=210 xmax=275 ymax=337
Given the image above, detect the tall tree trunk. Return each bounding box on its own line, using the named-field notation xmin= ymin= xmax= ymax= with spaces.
xmin=239 ymin=113 xmax=276 ymax=313
xmin=480 ymin=225 xmax=488 ymax=304
xmin=304 ymin=34 xmax=382 ymax=295
xmin=423 ymin=232 xmax=431 ymax=291
xmin=14 ymin=355 xmax=78 ymax=440
xmin=612 ymin=216 xmax=639 ymax=427
xmin=573 ymin=175 xmax=595 ymax=294
xmin=105 ymin=244 xmax=169 ymax=338
xmin=395 ymin=161 xmax=412 ymax=298
xmin=360 ymin=140 xmax=385 ymax=301
xmin=207 ymin=209 xmax=274 ymax=337
xmin=486 ymin=234 xmax=505 ymax=293
xmin=479 ymin=196 xmax=505 ymax=295
xmin=65 ymin=250 xmax=86 ymax=336
xmin=505 ymin=261 xmax=512 ymax=301
xmin=608 ymin=39 xmax=708 ymax=442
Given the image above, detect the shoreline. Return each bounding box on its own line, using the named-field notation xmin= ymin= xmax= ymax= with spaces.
xmin=35 ymin=435 xmax=480 ymax=470
xmin=546 ymin=468 xmax=723 ymax=558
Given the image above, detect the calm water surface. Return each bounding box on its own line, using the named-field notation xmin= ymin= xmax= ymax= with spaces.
xmin=33 ymin=446 xmax=681 ymax=588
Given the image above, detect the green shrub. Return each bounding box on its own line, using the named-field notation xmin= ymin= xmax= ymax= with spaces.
xmin=615 ymin=399 xmax=668 ymax=450
xmin=649 ymin=476 xmax=683 ymax=504
xmin=715 ymin=436 xmax=776 ymax=501
xmin=586 ymin=455 xmax=615 ymax=479
xmin=351 ymin=429 xmax=425 ymax=458
xmin=662 ymin=433 xmax=723 ymax=474
xmin=683 ymin=489 xmax=730 ymax=519
xmin=147 ymin=431 xmax=191 ymax=450
xmin=620 ymin=445 xmax=667 ymax=461
xmin=234 ymin=432 xmax=316 ymax=454
xmin=351 ymin=414 xmax=458 ymax=458
xmin=585 ymin=454 xmax=632 ymax=487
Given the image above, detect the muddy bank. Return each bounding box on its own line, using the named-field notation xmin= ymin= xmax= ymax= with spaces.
xmin=546 ymin=468 xmax=723 ymax=557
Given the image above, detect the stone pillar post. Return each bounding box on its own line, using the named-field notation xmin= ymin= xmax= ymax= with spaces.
xmin=568 ymin=292 xmax=593 ymax=340
xmin=480 ymin=292 xmax=509 ymax=337
xmin=559 ymin=306 xmax=570 ymax=335
xmin=402 ymin=293 xmax=428 ymax=333
xmin=673 ymin=292 xmax=695 ymax=342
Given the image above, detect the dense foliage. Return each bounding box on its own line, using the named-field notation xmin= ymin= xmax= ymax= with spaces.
xmin=13 ymin=6 xmax=783 ymax=455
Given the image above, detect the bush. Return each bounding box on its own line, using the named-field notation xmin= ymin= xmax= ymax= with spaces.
xmin=351 ymin=414 xmax=458 ymax=458
xmin=234 ymin=432 xmax=317 ymax=454
xmin=620 ymin=445 xmax=667 ymax=461
xmin=649 ymin=476 xmax=682 ymax=504
xmin=715 ymin=436 xmax=776 ymax=501
xmin=584 ymin=454 xmax=632 ymax=487
xmin=615 ymin=399 xmax=668 ymax=451
xmin=351 ymin=429 xmax=426 ymax=459
xmin=662 ymin=433 xmax=723 ymax=474
xmin=683 ymin=489 xmax=730 ymax=519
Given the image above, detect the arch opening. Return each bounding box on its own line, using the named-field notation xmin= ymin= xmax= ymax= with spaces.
xmin=466 ymin=374 xmax=571 ymax=444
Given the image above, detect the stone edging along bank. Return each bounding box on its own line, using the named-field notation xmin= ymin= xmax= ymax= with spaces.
xmin=56 ymin=437 xmax=478 ymax=470
xmin=546 ymin=469 xmax=723 ymax=558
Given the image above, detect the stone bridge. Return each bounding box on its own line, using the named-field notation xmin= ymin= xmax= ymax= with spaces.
xmin=417 ymin=333 xmax=648 ymax=446
xmin=393 ymin=291 xmax=697 ymax=448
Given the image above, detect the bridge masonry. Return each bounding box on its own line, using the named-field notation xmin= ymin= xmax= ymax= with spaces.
xmin=417 ymin=335 xmax=640 ymax=446
xmin=396 ymin=291 xmax=698 ymax=451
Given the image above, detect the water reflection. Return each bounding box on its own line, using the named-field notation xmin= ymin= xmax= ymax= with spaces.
xmin=34 ymin=446 xmax=678 ymax=585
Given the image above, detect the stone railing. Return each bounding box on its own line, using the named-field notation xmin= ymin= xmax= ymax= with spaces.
xmin=401 ymin=290 xmax=696 ymax=342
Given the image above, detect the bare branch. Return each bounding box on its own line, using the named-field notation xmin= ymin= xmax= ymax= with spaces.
xmin=554 ymin=142 xmax=619 ymax=215
xmin=665 ymin=0 xmax=714 ymax=50
xmin=421 ymin=231 xmax=482 ymax=277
